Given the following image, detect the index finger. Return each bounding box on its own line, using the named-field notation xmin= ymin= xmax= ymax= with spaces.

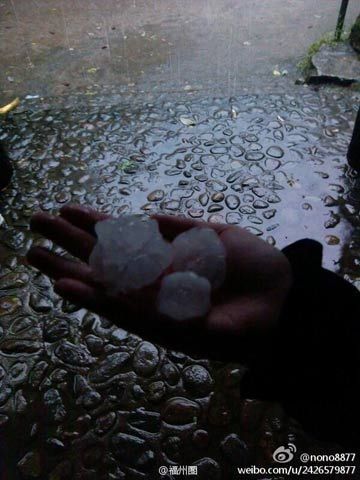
xmin=60 ymin=204 xmax=110 ymax=235
xmin=30 ymin=212 xmax=96 ymax=262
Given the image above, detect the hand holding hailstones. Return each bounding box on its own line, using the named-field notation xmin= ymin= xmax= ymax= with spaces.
xmin=89 ymin=215 xmax=227 ymax=320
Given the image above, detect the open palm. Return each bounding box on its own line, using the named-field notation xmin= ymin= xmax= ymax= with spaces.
xmin=27 ymin=205 xmax=292 ymax=361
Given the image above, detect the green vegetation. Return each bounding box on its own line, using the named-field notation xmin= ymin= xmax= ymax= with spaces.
xmin=118 ymin=159 xmax=137 ymax=171
xmin=298 ymin=31 xmax=349 ymax=74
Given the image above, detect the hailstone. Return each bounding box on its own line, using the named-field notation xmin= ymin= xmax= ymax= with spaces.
xmin=89 ymin=215 xmax=173 ymax=294
xmin=157 ymin=271 xmax=211 ymax=320
xmin=172 ymin=227 xmax=226 ymax=288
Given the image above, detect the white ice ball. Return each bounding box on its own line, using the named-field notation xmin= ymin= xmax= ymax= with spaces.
xmin=172 ymin=227 xmax=226 ymax=288
xmin=89 ymin=216 xmax=173 ymax=294
xmin=157 ymin=271 xmax=211 ymax=321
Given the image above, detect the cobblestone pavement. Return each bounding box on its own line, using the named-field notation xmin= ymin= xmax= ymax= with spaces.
xmin=0 ymin=87 xmax=359 ymax=478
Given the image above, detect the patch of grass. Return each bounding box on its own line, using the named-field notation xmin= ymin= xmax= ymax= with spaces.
xmin=298 ymin=31 xmax=350 ymax=73
xmin=118 ymin=159 xmax=137 ymax=171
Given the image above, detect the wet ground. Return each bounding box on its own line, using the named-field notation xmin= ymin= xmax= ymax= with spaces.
xmin=0 ymin=88 xmax=360 ymax=479
xmin=1 ymin=1 xmax=360 ymax=479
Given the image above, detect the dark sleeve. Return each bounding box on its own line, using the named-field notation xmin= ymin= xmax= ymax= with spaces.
xmin=347 ymin=107 xmax=360 ymax=171
xmin=242 ymin=239 xmax=360 ymax=449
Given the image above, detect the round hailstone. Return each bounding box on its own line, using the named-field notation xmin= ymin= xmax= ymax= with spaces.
xmin=172 ymin=227 xmax=226 ymax=288
xmin=89 ymin=216 xmax=173 ymax=294
xmin=157 ymin=271 xmax=211 ymax=321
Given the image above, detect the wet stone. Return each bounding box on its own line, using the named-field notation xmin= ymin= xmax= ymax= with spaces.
xmin=266 ymin=236 xmax=276 ymax=246
xmin=243 ymin=194 xmax=254 ymax=203
xmin=147 ymin=190 xmax=164 ymax=202
xmin=195 ymin=174 xmax=208 ymax=182
xmin=248 ymin=142 xmax=262 ymax=152
xmin=180 ymin=115 xmax=197 ymax=126
xmin=182 ymin=365 xmax=213 ymax=397
xmin=110 ymin=328 xmax=128 ymax=343
xmin=9 ymin=315 xmax=36 ymax=335
xmin=207 ymin=204 xmax=224 ymax=213
xmin=226 ymin=212 xmax=243 ymax=224
xmin=55 ymin=191 xmax=71 ymax=203
xmin=273 ymin=129 xmax=284 ymax=141
xmin=324 ymin=212 xmax=340 ymax=229
xmin=46 ymin=438 xmax=65 ymax=452
xmin=133 ymin=341 xmax=160 ymax=376
xmin=0 ymin=272 xmax=29 ymax=290
xmin=225 ymin=195 xmax=240 ymax=210
xmin=329 ymin=184 xmax=344 ymax=194
xmin=161 ymin=200 xmax=180 ymax=211
xmin=82 ymin=390 xmax=102 ymax=409
xmin=245 ymin=151 xmax=265 ymax=161
xmin=231 ymin=183 xmax=243 ymax=193
xmin=30 ymin=292 xmax=52 ymax=313
xmin=302 ymin=203 xmax=312 ymax=211
xmin=323 ymin=195 xmax=337 ymax=207
xmin=176 ymin=159 xmax=186 ymax=169
xmin=192 ymin=162 xmax=204 ymax=171
xmin=90 ymin=352 xmax=130 ymax=383
xmin=199 ymin=193 xmax=209 ymax=206
xmin=265 ymin=158 xmax=281 ymax=170
xmin=244 ymin=134 xmax=259 ymax=143
xmin=310 ymin=43 xmax=360 ymax=85
xmin=55 ymin=341 xmax=94 ymax=367
xmin=267 ymin=194 xmax=281 ymax=203
xmin=210 ymin=146 xmax=228 ymax=155
xmin=253 ymin=200 xmax=268 ymax=209
xmin=161 ymin=361 xmax=180 ymax=386
xmin=263 ymin=209 xmax=276 ymax=219
xmin=202 ymin=173 xmax=223 ymax=187
xmin=226 ymin=171 xmax=242 ymax=184
xmin=147 ymin=380 xmax=166 ymax=402
xmin=171 ymin=188 xmax=193 ymax=200
xmin=43 ymin=389 xmax=66 ymax=422
xmin=29 ymin=362 xmax=48 ymax=388
xmin=162 ymin=397 xmax=200 ymax=425
xmin=242 ymin=177 xmax=258 ymax=187
xmin=266 ymin=146 xmax=284 ymax=158
xmin=344 ymin=204 xmax=356 ymax=215
xmin=165 ymin=168 xmax=181 ymax=176
xmin=240 ymin=205 xmax=256 ymax=215
xmin=0 ymin=296 xmax=22 ymax=316
xmin=325 ymin=235 xmax=340 ymax=245
xmin=44 ymin=318 xmax=69 ymax=342
xmin=267 ymin=223 xmax=280 ymax=232
xmin=248 ymin=215 xmax=263 ymax=225
xmin=211 ymin=192 xmax=225 ymax=203
xmin=230 ymin=135 xmax=243 ymax=146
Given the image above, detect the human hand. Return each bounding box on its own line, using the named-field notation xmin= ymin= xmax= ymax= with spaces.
xmin=27 ymin=205 xmax=292 ymax=360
